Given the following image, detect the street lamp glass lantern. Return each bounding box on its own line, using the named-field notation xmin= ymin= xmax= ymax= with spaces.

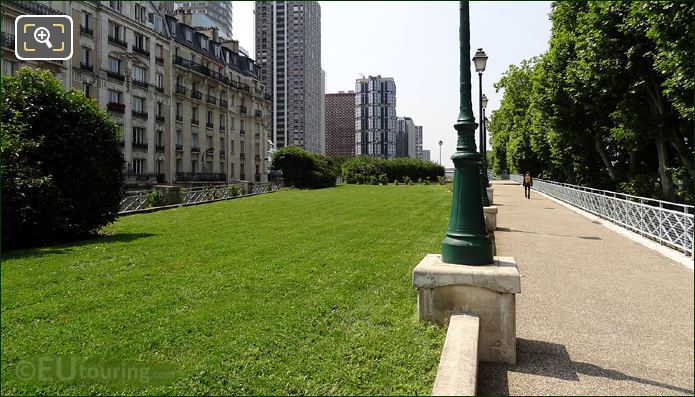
xmin=481 ymin=94 xmax=488 ymax=109
xmin=472 ymin=48 xmax=488 ymax=73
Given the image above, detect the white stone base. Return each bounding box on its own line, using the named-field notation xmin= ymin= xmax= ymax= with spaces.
xmin=413 ymin=254 xmax=521 ymax=364
xmin=483 ymin=206 xmax=498 ymax=232
xmin=432 ymin=314 xmax=479 ymax=396
xmin=486 ymin=187 xmax=494 ymax=205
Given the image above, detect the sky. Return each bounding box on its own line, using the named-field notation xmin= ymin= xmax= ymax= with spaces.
xmin=233 ymin=1 xmax=552 ymax=168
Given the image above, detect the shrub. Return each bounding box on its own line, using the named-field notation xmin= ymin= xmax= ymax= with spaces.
xmin=403 ymin=176 xmax=412 ymax=185
xmin=145 ymin=191 xmax=166 ymax=208
xmin=1 ymin=68 xmax=124 ymax=249
xmin=227 ymin=185 xmax=241 ymax=197
xmin=342 ymin=156 xmax=444 ymax=185
xmin=437 ymin=175 xmax=447 ymax=185
xmin=270 ymin=146 xmax=336 ymax=189
xmin=378 ymin=173 xmax=389 ymax=185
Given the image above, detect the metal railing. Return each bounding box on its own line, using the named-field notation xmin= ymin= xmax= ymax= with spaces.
xmin=509 ymin=174 xmax=694 ymax=256
xmin=119 ymin=181 xmax=283 ymax=213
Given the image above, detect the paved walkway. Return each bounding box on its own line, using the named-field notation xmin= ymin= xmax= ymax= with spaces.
xmin=477 ymin=182 xmax=694 ymax=396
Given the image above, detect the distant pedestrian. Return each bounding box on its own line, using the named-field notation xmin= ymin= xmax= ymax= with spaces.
xmin=523 ymin=171 xmax=533 ymax=199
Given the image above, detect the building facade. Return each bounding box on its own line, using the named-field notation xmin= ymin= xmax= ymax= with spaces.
xmin=255 ymin=1 xmax=322 ymax=153
xmin=415 ymin=125 xmax=423 ymax=159
xmin=422 ymin=149 xmax=431 ymax=162
xmin=325 ymin=91 xmax=355 ymax=156
xmin=395 ymin=116 xmax=416 ymax=158
xmin=1 ymin=0 xmax=269 ymax=189
xmin=159 ymin=1 xmax=233 ymax=40
xmin=355 ymin=75 xmax=396 ymax=159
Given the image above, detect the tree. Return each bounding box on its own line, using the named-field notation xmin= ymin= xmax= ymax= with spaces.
xmin=1 ymin=68 xmax=125 ymax=249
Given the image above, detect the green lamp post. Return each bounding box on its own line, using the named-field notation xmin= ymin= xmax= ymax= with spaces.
xmin=441 ymin=1 xmax=493 ymax=265
xmin=473 ymin=49 xmax=490 ymax=205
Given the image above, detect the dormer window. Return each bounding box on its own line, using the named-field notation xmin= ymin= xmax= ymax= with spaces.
xmin=185 ymin=29 xmax=192 ymax=43
xmin=200 ymin=36 xmax=208 ymax=50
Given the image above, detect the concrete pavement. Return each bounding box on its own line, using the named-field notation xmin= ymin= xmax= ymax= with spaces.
xmin=477 ymin=182 xmax=694 ymax=396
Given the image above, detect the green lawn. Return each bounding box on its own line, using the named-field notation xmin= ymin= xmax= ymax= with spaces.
xmin=2 ymin=184 xmax=452 ymax=395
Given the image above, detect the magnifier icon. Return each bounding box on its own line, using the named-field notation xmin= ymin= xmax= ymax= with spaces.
xmin=34 ymin=27 xmax=53 ymax=49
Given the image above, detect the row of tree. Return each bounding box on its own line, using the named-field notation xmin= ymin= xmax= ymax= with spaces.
xmin=489 ymin=2 xmax=693 ymax=203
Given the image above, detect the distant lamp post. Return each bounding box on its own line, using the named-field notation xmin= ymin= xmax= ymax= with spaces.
xmin=438 ymin=140 xmax=443 ymax=165
xmin=482 ymin=94 xmax=490 ymax=187
xmin=473 ymin=48 xmax=490 ymax=206
xmin=441 ymin=2 xmax=493 ymax=265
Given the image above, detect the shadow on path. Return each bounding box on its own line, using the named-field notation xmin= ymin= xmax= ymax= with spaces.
xmin=478 ymin=339 xmax=694 ymax=396
xmin=496 ymin=227 xmax=601 ymax=241
xmin=2 ymin=233 xmax=156 ymax=260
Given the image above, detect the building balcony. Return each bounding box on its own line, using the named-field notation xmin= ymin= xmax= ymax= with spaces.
xmin=176 ymin=172 xmax=226 ymax=182
xmin=80 ymin=63 xmax=93 ymax=72
xmin=239 ymin=105 xmax=247 ymax=114
xmin=206 ymin=122 xmax=214 ymax=129
xmin=219 ymin=125 xmax=226 ymax=132
xmin=155 ymin=56 xmax=164 ymax=64
xmin=239 ymin=153 xmax=245 ymax=159
xmin=80 ymin=26 xmax=93 ymax=36
xmin=133 ymin=46 xmax=150 ymax=57
xmin=230 ymin=80 xmax=251 ymax=92
xmin=176 ymin=144 xmax=183 ymax=151
xmin=1 ymin=32 xmax=15 ymax=49
xmin=155 ymin=86 xmax=164 ymax=93
xmin=108 ymin=35 xmax=127 ymax=49
xmin=156 ymin=115 xmax=165 ymax=123
xmin=206 ymin=95 xmax=217 ymax=105
xmin=254 ymin=109 xmax=262 ymax=117
xmin=220 ymin=99 xmax=228 ymax=108
xmin=132 ymin=142 xmax=148 ymax=150
xmin=219 ymin=149 xmax=226 ymax=156
xmin=192 ymin=63 xmax=210 ymax=76
xmin=210 ymin=71 xmax=230 ymax=85
xmin=175 ymin=84 xmax=187 ymax=95
xmin=191 ymin=119 xmax=199 ymax=126
xmin=12 ymin=1 xmax=62 ymax=15
xmin=107 ymin=102 xmax=126 ymax=113
xmin=132 ymin=110 xmax=148 ymax=120
xmin=191 ymin=146 xmax=200 ymax=153
xmin=240 ymin=129 xmax=246 ymax=136
xmin=174 ymin=56 xmax=191 ymax=68
xmin=106 ymin=70 xmax=125 ymax=81
xmin=155 ymin=144 xmax=165 ymax=152
xmin=191 ymin=90 xmax=202 ymax=100
xmin=239 ymin=173 xmax=246 ymax=180
xmin=132 ymin=80 xmax=148 ymax=89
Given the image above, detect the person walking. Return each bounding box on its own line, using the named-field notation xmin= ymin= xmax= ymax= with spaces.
xmin=523 ymin=171 xmax=533 ymax=199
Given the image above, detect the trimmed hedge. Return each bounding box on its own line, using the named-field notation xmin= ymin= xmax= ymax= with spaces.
xmin=1 ymin=68 xmax=125 ymax=249
xmin=270 ymin=146 xmax=337 ymax=188
xmin=342 ymin=156 xmax=444 ymax=184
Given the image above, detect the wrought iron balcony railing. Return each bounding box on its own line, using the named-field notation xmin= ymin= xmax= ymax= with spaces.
xmin=132 ymin=142 xmax=148 ymax=150
xmin=133 ymin=46 xmax=150 ymax=57
xmin=175 ymin=84 xmax=187 ymax=95
xmin=254 ymin=110 xmax=262 ymax=117
xmin=107 ymin=102 xmax=126 ymax=113
xmin=176 ymin=144 xmax=183 ymax=151
xmin=155 ymin=144 xmax=165 ymax=152
xmin=155 ymin=56 xmax=164 ymax=64
xmin=191 ymin=90 xmax=202 ymax=100
xmin=12 ymin=1 xmax=63 ymax=15
xmin=239 ymin=105 xmax=247 ymax=114
xmin=80 ymin=26 xmax=93 ymax=36
xmin=106 ymin=70 xmax=125 ymax=81
xmin=108 ymin=35 xmax=127 ymax=49
xmin=191 ymin=146 xmax=200 ymax=153
xmin=132 ymin=80 xmax=148 ymax=89
xmin=220 ymin=99 xmax=228 ymax=108
xmin=206 ymin=122 xmax=214 ymax=129
xmin=1 ymin=32 xmax=15 ymax=48
xmin=191 ymin=119 xmax=199 ymax=126
xmin=132 ymin=110 xmax=148 ymax=119
xmin=176 ymin=115 xmax=183 ymax=122
xmin=80 ymin=63 xmax=93 ymax=72
xmin=155 ymin=115 xmax=165 ymax=123
xmin=206 ymin=95 xmax=217 ymax=105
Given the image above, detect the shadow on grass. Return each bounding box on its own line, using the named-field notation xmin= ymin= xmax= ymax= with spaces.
xmin=2 ymin=233 xmax=155 ymax=260
xmin=478 ymin=338 xmax=694 ymax=396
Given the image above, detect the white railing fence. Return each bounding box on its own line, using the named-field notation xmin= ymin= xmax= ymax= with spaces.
xmin=508 ymin=174 xmax=693 ymax=256
xmin=119 ymin=181 xmax=283 ymax=214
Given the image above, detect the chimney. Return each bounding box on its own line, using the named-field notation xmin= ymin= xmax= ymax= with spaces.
xmin=221 ymin=38 xmax=240 ymax=53
xmin=173 ymin=9 xmax=193 ymax=26
xmin=196 ymin=27 xmax=219 ymax=42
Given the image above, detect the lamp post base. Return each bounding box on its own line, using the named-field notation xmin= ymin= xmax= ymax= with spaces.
xmin=442 ymin=234 xmax=493 ymax=265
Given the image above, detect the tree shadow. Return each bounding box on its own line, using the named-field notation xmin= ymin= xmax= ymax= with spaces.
xmin=2 ymin=233 xmax=155 ymax=260
xmin=478 ymin=338 xmax=694 ymax=396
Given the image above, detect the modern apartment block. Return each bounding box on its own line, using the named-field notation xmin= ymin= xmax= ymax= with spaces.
xmin=1 ymin=1 xmax=270 ymax=189
xmin=355 ymin=75 xmax=396 ymax=159
xmin=158 ymin=1 xmax=233 ymax=40
xmin=415 ymin=125 xmax=423 ymax=159
xmin=422 ymin=149 xmax=431 ymax=162
xmin=255 ymin=1 xmax=323 ymax=153
xmin=325 ymin=91 xmax=355 ymax=156
xmin=395 ymin=117 xmax=416 ymax=158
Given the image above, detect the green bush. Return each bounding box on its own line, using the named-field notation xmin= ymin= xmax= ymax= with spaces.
xmin=378 ymin=173 xmax=389 ymax=185
xmin=270 ymin=146 xmax=336 ymax=189
xmin=145 ymin=191 xmax=166 ymax=208
xmin=1 ymin=68 xmax=124 ymax=249
xmin=342 ymin=156 xmax=444 ymax=185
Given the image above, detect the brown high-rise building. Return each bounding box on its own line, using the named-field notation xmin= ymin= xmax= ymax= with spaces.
xmin=325 ymin=91 xmax=356 ymax=156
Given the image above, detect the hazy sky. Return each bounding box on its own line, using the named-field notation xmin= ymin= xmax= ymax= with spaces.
xmin=234 ymin=1 xmax=552 ymax=167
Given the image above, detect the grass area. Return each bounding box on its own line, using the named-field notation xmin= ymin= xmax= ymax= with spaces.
xmin=2 ymin=184 xmax=453 ymax=395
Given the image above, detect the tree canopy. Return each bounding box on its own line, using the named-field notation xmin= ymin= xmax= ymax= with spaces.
xmin=489 ymin=1 xmax=693 ymax=203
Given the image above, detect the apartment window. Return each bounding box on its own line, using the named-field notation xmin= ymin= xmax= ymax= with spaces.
xmin=176 ymin=159 xmax=182 ymax=173
xmin=206 ymin=135 xmax=213 ymax=149
xmin=108 ymin=89 xmax=122 ymax=103
xmin=192 ymin=133 xmax=199 ymax=148
xmin=220 ymin=162 xmax=225 ymax=173
xmin=2 ymin=60 xmax=14 ymax=76
xmin=133 ymin=66 xmax=147 ymax=83
xmin=133 ymin=96 xmax=145 ymax=112
xmin=156 ymin=102 xmax=163 ymax=117
xmin=132 ymin=127 xmax=145 ymax=144
xmin=176 ymin=130 xmax=183 ymax=145
xmin=231 ymin=140 xmax=234 ymax=153
xmin=176 ymin=102 xmax=182 ymax=118
xmin=154 ymin=16 xmax=163 ymax=33
xmin=82 ymin=82 xmax=90 ymax=98
xmin=255 ymin=143 xmax=260 ymax=154
xmin=109 ymin=22 xmax=123 ymax=40
xmin=192 ymin=107 xmax=198 ymax=120
xmin=81 ymin=11 xmax=91 ymax=30
xmin=191 ymin=160 xmax=198 ymax=174
xmin=230 ymin=118 xmax=235 ymax=130
xmin=108 ymin=56 xmax=120 ymax=73
xmin=132 ymin=159 xmax=144 ymax=174
xmin=219 ymin=114 xmax=225 ymax=128
xmin=169 ymin=20 xmax=176 ymax=35
xmin=230 ymin=163 xmax=234 ymax=177
xmin=207 ymin=110 xmax=213 ymax=124
xmin=109 ymin=1 xmax=122 ymax=12
xmin=157 ymin=130 xmax=163 ymax=146
xmin=156 ymin=72 xmax=163 ymax=89
xmin=200 ymin=36 xmax=208 ymax=50
xmin=135 ymin=4 xmax=147 ymax=22
xmin=155 ymin=44 xmax=163 ymax=58
xmin=185 ymin=29 xmax=192 ymax=44
xmin=79 ymin=47 xmax=91 ymax=66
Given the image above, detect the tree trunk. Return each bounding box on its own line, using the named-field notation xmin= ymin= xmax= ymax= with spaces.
xmin=655 ymin=137 xmax=676 ymax=202
xmin=593 ymin=130 xmax=617 ymax=180
xmin=629 ymin=151 xmax=639 ymax=174
xmin=664 ymin=126 xmax=695 ymax=178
